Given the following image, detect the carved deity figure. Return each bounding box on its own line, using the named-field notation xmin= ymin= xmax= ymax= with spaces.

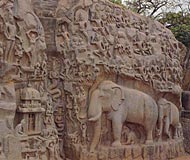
xmin=4 ymin=3 xmax=16 ymax=62
xmin=15 ymin=119 xmax=26 ymax=136
xmin=47 ymin=141 xmax=60 ymax=160
xmin=59 ymin=24 xmax=70 ymax=51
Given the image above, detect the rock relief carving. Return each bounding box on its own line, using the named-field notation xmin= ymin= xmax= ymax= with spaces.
xmin=36 ymin=0 xmax=185 ymax=159
xmin=0 ymin=0 xmax=187 ymax=159
xmin=0 ymin=0 xmax=62 ymax=159
xmin=88 ymin=80 xmax=158 ymax=152
xmin=87 ymin=80 xmax=184 ymax=159
xmin=157 ymin=98 xmax=183 ymax=140
xmin=52 ymin=0 xmax=186 ymax=94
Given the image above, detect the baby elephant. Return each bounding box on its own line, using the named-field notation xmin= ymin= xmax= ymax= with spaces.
xmin=157 ymin=98 xmax=182 ymax=140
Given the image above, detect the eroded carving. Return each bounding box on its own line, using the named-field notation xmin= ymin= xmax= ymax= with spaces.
xmin=157 ymin=98 xmax=182 ymax=140
xmin=88 ymin=80 xmax=158 ymax=152
xmin=0 ymin=0 xmax=187 ymax=159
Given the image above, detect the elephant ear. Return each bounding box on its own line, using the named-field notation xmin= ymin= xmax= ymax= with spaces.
xmin=111 ymin=87 xmax=125 ymax=111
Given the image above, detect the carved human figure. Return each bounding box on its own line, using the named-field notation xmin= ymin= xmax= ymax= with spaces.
xmin=75 ymin=9 xmax=89 ymax=42
xmin=25 ymin=30 xmax=40 ymax=66
xmin=157 ymin=98 xmax=182 ymax=140
xmin=65 ymin=95 xmax=74 ymax=124
xmin=40 ymin=128 xmax=60 ymax=160
xmin=75 ymin=86 xmax=86 ymax=119
xmin=90 ymin=33 xmax=107 ymax=63
xmin=15 ymin=119 xmax=25 ymax=136
xmin=80 ymin=122 xmax=87 ymax=144
xmin=33 ymin=62 xmax=41 ymax=78
xmin=44 ymin=96 xmax=54 ymax=127
xmin=47 ymin=141 xmax=58 ymax=160
xmin=14 ymin=42 xmax=23 ymax=64
xmin=47 ymin=79 xmax=61 ymax=102
xmin=121 ymin=126 xmax=138 ymax=145
xmin=90 ymin=3 xmax=102 ymax=26
xmin=4 ymin=4 xmax=16 ymax=62
xmin=14 ymin=0 xmax=46 ymax=67
xmin=58 ymin=24 xmax=70 ymax=51
xmin=54 ymin=106 xmax=64 ymax=134
xmin=88 ymin=80 xmax=158 ymax=152
xmin=0 ymin=0 xmax=11 ymax=7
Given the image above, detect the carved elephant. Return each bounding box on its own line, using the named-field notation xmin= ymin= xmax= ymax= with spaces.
xmin=87 ymin=80 xmax=158 ymax=152
xmin=157 ymin=98 xmax=182 ymax=139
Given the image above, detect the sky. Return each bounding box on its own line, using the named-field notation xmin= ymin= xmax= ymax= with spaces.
xmin=121 ymin=0 xmax=189 ymax=14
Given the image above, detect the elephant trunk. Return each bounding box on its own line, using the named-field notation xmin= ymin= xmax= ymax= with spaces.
xmin=88 ymin=89 xmax=102 ymax=121
xmin=88 ymin=111 xmax=101 ymax=121
xmin=88 ymin=89 xmax=102 ymax=152
xmin=89 ymin=118 xmax=101 ymax=152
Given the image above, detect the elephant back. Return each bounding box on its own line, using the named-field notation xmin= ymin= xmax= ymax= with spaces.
xmin=124 ymin=87 xmax=158 ymax=126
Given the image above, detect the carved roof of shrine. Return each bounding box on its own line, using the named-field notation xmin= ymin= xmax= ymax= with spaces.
xmin=21 ymin=86 xmax=41 ymax=101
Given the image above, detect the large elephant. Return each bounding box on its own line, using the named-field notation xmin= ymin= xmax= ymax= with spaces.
xmin=87 ymin=80 xmax=158 ymax=152
xmin=157 ymin=98 xmax=182 ymax=140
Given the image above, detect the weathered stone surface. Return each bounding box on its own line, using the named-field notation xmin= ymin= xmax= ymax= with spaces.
xmin=4 ymin=135 xmax=22 ymax=160
xmin=181 ymin=115 xmax=190 ymax=153
xmin=0 ymin=0 xmax=187 ymax=159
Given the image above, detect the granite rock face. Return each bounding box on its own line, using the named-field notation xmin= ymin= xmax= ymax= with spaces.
xmin=0 ymin=0 xmax=187 ymax=159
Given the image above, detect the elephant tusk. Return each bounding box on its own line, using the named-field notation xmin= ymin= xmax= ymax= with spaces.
xmin=88 ymin=112 xmax=102 ymax=121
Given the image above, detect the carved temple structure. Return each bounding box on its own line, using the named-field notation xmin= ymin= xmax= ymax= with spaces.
xmin=0 ymin=0 xmax=190 ymax=159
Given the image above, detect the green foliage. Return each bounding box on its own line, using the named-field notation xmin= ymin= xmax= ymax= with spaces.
xmin=159 ymin=12 xmax=190 ymax=47
xmin=109 ymin=0 xmax=190 ymax=47
xmin=123 ymin=0 xmax=173 ymax=19
xmin=109 ymin=0 xmax=122 ymax=5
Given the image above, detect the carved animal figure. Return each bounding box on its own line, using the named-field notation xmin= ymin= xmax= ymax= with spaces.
xmin=121 ymin=126 xmax=138 ymax=145
xmin=157 ymin=98 xmax=182 ymax=140
xmin=87 ymin=80 xmax=158 ymax=152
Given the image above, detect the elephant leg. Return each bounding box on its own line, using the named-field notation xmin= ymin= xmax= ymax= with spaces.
xmin=177 ymin=123 xmax=183 ymax=138
xmin=157 ymin=119 xmax=163 ymax=141
xmin=89 ymin=118 xmax=101 ymax=153
xmin=111 ymin=116 xmax=122 ymax=147
xmin=174 ymin=123 xmax=182 ymax=139
xmin=157 ymin=107 xmax=164 ymax=141
xmin=174 ymin=127 xmax=178 ymax=139
xmin=164 ymin=117 xmax=171 ymax=139
xmin=145 ymin=120 xmax=155 ymax=144
xmin=145 ymin=128 xmax=153 ymax=144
